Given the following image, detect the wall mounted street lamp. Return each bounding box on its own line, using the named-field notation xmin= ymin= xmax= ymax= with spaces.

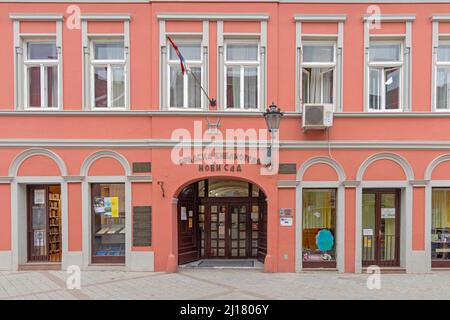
xmin=263 ymin=102 xmax=283 ymax=162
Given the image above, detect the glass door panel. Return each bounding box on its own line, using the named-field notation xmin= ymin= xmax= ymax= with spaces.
xmin=29 ymin=186 xmax=48 ymax=262
xmin=380 ymin=193 xmax=396 ymax=263
xmin=362 ymin=193 xmax=376 ymax=263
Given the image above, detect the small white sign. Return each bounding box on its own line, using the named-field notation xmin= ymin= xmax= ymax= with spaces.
xmin=363 ymin=228 xmax=374 ymax=236
xmin=381 ymin=208 xmax=395 ymax=219
xmin=280 ymin=217 xmax=293 ymax=227
xmin=180 ymin=207 xmax=187 ymax=221
xmin=34 ymin=189 xmax=45 ymax=204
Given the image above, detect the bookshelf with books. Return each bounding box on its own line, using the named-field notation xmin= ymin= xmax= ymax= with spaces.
xmin=48 ymin=188 xmax=61 ymax=263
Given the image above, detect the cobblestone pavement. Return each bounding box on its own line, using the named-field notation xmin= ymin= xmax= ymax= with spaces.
xmin=0 ymin=269 xmax=449 ymax=300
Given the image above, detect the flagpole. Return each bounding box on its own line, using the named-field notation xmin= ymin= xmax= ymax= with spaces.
xmin=187 ymin=68 xmax=217 ymax=107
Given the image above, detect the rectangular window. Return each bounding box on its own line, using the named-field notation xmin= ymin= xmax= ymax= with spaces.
xmin=431 ymin=189 xmax=450 ymax=267
xmin=435 ymin=42 xmax=450 ymax=110
xmin=168 ymin=42 xmax=202 ymax=109
xmin=225 ymin=42 xmax=259 ymax=109
xmin=302 ymin=189 xmax=336 ymax=267
xmin=368 ymin=42 xmax=403 ymax=111
xmin=91 ymin=183 xmax=125 ymax=264
xmin=90 ymin=40 xmax=126 ymax=109
xmin=24 ymin=41 xmax=59 ymax=109
xmin=301 ymin=42 xmax=336 ymax=107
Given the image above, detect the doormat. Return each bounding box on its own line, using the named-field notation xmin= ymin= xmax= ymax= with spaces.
xmin=198 ymin=259 xmax=255 ymax=268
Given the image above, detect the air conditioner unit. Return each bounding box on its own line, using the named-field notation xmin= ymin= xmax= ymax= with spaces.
xmin=302 ymin=104 xmax=334 ymax=130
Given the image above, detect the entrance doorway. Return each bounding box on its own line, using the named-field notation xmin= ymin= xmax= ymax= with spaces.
xmin=362 ymin=189 xmax=400 ymax=267
xmin=178 ymin=179 xmax=267 ymax=265
xmin=27 ymin=185 xmax=62 ymax=263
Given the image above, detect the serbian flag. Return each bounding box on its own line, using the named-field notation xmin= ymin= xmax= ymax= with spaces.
xmin=167 ymin=36 xmax=187 ymax=75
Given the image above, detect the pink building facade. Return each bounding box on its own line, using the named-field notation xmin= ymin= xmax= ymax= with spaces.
xmin=1 ymin=0 xmax=450 ymax=273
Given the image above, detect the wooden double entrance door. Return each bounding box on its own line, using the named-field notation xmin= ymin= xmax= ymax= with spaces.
xmin=362 ymin=189 xmax=401 ymax=267
xmin=178 ymin=199 xmax=267 ymax=264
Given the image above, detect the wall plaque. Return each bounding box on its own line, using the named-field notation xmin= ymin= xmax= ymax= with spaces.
xmin=132 ymin=162 xmax=152 ymax=173
xmin=279 ymin=163 xmax=296 ymax=174
xmin=133 ymin=206 xmax=152 ymax=246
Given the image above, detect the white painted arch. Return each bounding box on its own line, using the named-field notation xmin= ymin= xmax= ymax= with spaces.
xmin=296 ymin=156 xmax=346 ymax=182
xmin=356 ymin=152 xmax=414 ymax=182
xmin=80 ymin=150 xmax=132 ymax=177
xmin=355 ymin=152 xmax=414 ymax=273
xmin=425 ymin=153 xmax=450 ymax=180
xmin=8 ymin=148 xmax=68 ymax=177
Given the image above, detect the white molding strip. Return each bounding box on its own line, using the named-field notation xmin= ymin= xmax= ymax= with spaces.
xmin=156 ymin=13 xmax=270 ymax=21
xmin=9 ymin=13 xmax=64 ymax=21
xmin=127 ymin=175 xmax=153 ymax=182
xmin=294 ymin=14 xmax=347 ymax=22
xmin=5 ymin=110 xmax=450 ymax=118
xmin=0 ymin=176 xmax=14 ymax=184
xmin=362 ymin=14 xmax=416 ymax=22
xmin=3 ymin=139 xmax=450 ymax=150
xmin=277 ymin=180 xmax=298 ymax=188
xmin=431 ymin=14 xmax=450 ymax=21
xmin=4 ymin=0 xmax=450 ymax=2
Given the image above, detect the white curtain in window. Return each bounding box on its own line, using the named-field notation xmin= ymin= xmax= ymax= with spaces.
xmin=169 ymin=65 xmax=184 ymax=108
xmin=226 ymin=67 xmax=240 ymax=108
xmin=188 ymin=67 xmax=201 ymax=108
xmin=437 ymin=68 xmax=450 ymax=109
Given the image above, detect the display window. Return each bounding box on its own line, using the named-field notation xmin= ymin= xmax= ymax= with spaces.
xmin=91 ymin=183 xmax=125 ymax=263
xmin=302 ymin=189 xmax=336 ymax=268
xmin=432 ymin=188 xmax=450 ymax=267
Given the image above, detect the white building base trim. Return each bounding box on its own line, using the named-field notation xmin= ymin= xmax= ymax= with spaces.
xmin=0 ymin=251 xmax=13 ymax=270
xmin=127 ymin=251 xmax=154 ymax=272
xmin=408 ymin=251 xmax=430 ymax=273
xmin=62 ymin=251 xmax=83 ymax=270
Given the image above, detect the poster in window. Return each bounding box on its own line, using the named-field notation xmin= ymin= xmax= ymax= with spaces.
xmin=104 ymin=197 xmax=119 ymax=217
xmin=32 ymin=207 xmax=46 ymax=228
xmin=34 ymin=230 xmax=45 ymax=247
xmin=94 ymin=197 xmax=105 ymax=214
xmin=34 ymin=189 xmax=45 ymax=204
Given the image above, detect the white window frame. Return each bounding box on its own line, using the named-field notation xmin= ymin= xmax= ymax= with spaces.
xmin=224 ymin=40 xmax=261 ymax=111
xmin=300 ymin=40 xmax=337 ymax=108
xmin=167 ymin=40 xmax=203 ymax=110
xmin=23 ymin=39 xmax=60 ymax=110
xmin=367 ymin=40 xmax=404 ymax=112
xmin=434 ymin=40 xmax=450 ymax=111
xmin=89 ymin=37 xmax=127 ymax=110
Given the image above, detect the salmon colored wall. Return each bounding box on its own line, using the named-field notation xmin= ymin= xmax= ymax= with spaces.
xmin=363 ymin=160 xmax=406 ymax=181
xmin=20 ymin=21 xmax=56 ymax=33
xmin=166 ymin=21 xmax=202 ymax=32
xmin=68 ymin=183 xmax=82 ymax=251
xmin=369 ymin=22 xmax=406 ymax=34
xmin=345 ymin=187 xmax=355 ymax=273
xmin=88 ymin=157 xmax=126 ymax=176
xmin=17 ymin=155 xmax=61 ymax=176
xmin=277 ymin=188 xmax=295 ymax=272
xmin=301 ymin=22 xmax=338 ymax=34
xmin=302 ymin=163 xmax=339 ymax=181
xmin=0 ymin=184 xmax=11 ymax=250
xmin=412 ymin=187 xmax=425 ymax=251
xmin=223 ymin=21 xmax=260 ymax=33
xmin=439 ymin=22 xmax=450 ymax=33
xmin=87 ymin=21 xmax=124 ymax=34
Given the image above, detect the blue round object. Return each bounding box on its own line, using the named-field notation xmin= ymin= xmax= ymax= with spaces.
xmin=316 ymin=229 xmax=334 ymax=251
